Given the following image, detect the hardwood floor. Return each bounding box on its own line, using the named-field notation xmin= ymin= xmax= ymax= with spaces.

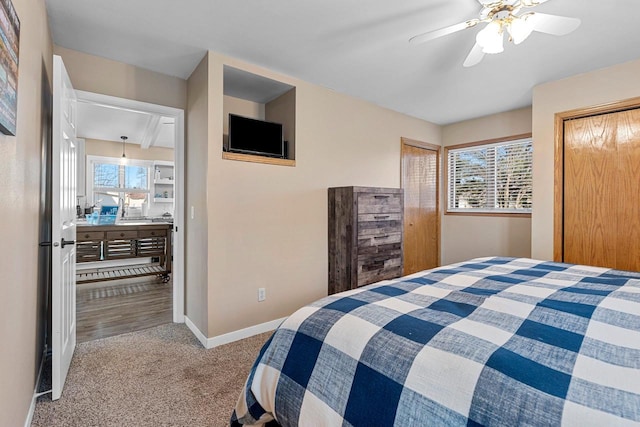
xmin=76 ymin=276 xmax=173 ymax=343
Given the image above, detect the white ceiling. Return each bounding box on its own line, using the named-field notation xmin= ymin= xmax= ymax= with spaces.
xmin=46 ymin=0 xmax=640 ymax=125
xmin=224 ymin=66 xmax=294 ymax=104
xmin=76 ymin=101 xmax=175 ymax=148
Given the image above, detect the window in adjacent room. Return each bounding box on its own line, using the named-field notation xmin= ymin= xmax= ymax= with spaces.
xmin=87 ymin=155 xmax=150 ymax=217
xmin=445 ymin=135 xmax=532 ymax=216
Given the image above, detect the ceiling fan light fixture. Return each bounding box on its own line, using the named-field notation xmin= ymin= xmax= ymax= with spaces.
xmin=508 ymin=15 xmax=535 ymax=45
xmin=476 ymin=20 xmax=504 ymax=54
xmin=408 ymin=0 xmax=579 ymax=67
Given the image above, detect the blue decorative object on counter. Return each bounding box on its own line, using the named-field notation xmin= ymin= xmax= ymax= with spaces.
xmin=100 ymin=205 xmax=119 ymax=216
xmin=97 ymin=205 xmax=119 ymax=224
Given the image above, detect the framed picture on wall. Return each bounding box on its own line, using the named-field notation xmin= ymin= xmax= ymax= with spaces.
xmin=0 ymin=0 xmax=19 ymax=136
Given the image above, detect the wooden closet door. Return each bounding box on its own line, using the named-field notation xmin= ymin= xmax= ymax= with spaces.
xmin=563 ymin=113 xmax=618 ymax=268
xmin=563 ymin=108 xmax=640 ymax=271
xmin=402 ymin=142 xmax=439 ymax=275
xmin=616 ymin=109 xmax=640 ymax=271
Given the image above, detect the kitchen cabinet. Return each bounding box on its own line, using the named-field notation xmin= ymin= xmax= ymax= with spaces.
xmin=76 ymin=222 xmax=172 ymax=283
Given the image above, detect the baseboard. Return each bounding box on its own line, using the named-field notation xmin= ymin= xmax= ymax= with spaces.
xmin=184 ymin=316 xmax=286 ymax=349
xmin=184 ymin=316 xmax=208 ymax=348
xmin=25 ymin=351 xmax=46 ymax=427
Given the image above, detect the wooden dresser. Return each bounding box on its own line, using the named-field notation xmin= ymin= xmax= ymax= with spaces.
xmin=328 ymin=186 xmax=404 ymax=295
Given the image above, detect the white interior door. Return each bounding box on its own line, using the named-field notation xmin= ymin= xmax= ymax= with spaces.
xmin=52 ymin=55 xmax=78 ymax=401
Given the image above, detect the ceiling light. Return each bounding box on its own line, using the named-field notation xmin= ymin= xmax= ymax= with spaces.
xmin=120 ymin=135 xmax=128 ymax=164
xmin=508 ymin=15 xmax=535 ymax=45
xmin=410 ymin=0 xmax=580 ymax=67
xmin=476 ymin=20 xmax=504 ymax=54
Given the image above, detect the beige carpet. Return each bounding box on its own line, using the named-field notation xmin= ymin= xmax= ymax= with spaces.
xmin=32 ymin=324 xmax=271 ymax=427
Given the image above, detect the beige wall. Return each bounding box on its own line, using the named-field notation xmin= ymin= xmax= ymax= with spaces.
xmin=441 ymin=107 xmax=533 ymax=264
xmin=199 ymin=51 xmax=441 ymax=336
xmin=0 ymin=0 xmax=52 ymax=425
xmin=532 ymin=58 xmax=640 ymax=260
xmin=223 ymin=95 xmax=265 ymax=134
xmin=54 ymin=46 xmax=187 ymax=110
xmin=84 ymin=138 xmax=174 ymax=161
xmin=222 ymin=95 xmax=265 ymax=152
xmin=185 ymin=55 xmax=210 ymax=334
xmin=266 ymin=89 xmax=296 ymax=159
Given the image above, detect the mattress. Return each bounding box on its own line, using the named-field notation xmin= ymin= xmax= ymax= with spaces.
xmin=231 ymin=257 xmax=640 ymax=426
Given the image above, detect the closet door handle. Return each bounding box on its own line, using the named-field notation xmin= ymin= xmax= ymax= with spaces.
xmin=374 ymin=235 xmax=389 ymax=239
xmin=374 ymin=215 xmax=390 ymax=219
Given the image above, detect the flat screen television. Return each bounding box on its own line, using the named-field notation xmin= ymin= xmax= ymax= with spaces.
xmin=228 ymin=114 xmax=285 ymax=158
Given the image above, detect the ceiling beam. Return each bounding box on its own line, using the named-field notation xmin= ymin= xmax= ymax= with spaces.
xmin=140 ymin=114 xmax=162 ymax=149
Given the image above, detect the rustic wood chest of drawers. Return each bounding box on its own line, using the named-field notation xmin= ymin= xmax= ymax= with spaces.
xmin=328 ymin=186 xmax=404 ymax=295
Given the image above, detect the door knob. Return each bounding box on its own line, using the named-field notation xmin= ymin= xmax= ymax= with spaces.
xmin=61 ymin=238 xmax=76 ymax=248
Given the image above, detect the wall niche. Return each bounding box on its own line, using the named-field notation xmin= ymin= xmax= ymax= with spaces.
xmin=222 ymin=65 xmax=296 ymax=166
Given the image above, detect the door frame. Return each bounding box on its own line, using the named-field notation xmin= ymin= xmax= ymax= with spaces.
xmin=75 ymin=90 xmax=186 ymax=322
xmin=553 ymin=95 xmax=640 ymax=262
xmin=400 ymin=137 xmax=442 ymax=268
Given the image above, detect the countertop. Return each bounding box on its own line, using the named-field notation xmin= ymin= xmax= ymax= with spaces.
xmin=77 ymin=221 xmax=173 ymax=231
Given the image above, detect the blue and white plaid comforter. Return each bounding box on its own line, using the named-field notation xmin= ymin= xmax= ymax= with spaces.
xmin=231 ymin=257 xmax=640 ymax=426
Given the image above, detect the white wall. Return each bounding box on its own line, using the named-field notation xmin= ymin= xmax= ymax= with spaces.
xmin=441 ymin=107 xmax=532 ymax=264
xmin=531 ymin=58 xmax=640 ymax=260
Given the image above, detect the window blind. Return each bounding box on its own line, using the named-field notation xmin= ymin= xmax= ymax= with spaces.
xmin=447 ymin=138 xmax=532 ymax=213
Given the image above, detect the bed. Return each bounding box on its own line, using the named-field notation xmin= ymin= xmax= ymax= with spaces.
xmin=231 ymin=257 xmax=640 ymax=426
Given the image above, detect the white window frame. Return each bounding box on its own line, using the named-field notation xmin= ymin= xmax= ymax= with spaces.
xmin=445 ymin=135 xmax=533 ymax=216
xmin=86 ymin=155 xmax=152 ymax=206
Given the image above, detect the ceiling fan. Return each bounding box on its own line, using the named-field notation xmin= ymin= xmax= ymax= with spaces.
xmin=409 ymin=0 xmax=581 ymax=67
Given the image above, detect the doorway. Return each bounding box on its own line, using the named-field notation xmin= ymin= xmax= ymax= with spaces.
xmin=401 ymin=138 xmax=440 ymax=275
xmin=73 ymin=91 xmax=185 ymax=341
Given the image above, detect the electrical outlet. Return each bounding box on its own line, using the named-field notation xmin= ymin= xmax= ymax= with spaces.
xmin=258 ymin=288 xmax=266 ymax=302
xmin=190 ymin=206 xmax=195 ymax=219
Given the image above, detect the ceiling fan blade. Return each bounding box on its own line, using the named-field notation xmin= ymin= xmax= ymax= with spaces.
xmin=528 ymin=13 xmax=581 ymax=36
xmin=463 ymin=42 xmax=486 ymax=67
xmin=409 ymin=19 xmax=479 ymax=44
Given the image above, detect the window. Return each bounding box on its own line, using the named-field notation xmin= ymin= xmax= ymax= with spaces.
xmin=446 ymin=137 xmax=532 ymax=215
xmin=88 ymin=156 xmax=151 ymax=217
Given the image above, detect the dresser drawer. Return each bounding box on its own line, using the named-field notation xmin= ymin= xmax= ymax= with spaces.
xmin=358 ymin=232 xmax=402 ymax=247
xmin=358 ymin=213 xmax=402 ymax=222
xmin=106 ymin=230 xmax=138 ymax=240
xmin=77 ymin=231 xmax=104 ymax=241
xmin=358 ymin=216 xmax=402 ymax=237
xmin=138 ymin=228 xmax=167 ymax=238
xmin=357 ymin=256 xmax=402 ymax=287
xmin=357 ymin=193 xmax=402 ymax=214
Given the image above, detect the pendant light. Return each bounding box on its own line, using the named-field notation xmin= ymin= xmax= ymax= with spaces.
xmin=120 ymin=136 xmax=128 ymax=164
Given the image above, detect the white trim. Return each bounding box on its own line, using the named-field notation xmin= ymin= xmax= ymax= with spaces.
xmin=206 ymin=317 xmax=285 ymax=348
xmin=184 ymin=316 xmax=208 ymax=348
xmin=25 ymin=352 xmax=47 ymax=427
xmin=172 ymin=111 xmax=185 ymax=323
xmin=185 ymin=316 xmax=286 ymax=349
xmin=76 ymin=90 xmax=186 ymax=323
